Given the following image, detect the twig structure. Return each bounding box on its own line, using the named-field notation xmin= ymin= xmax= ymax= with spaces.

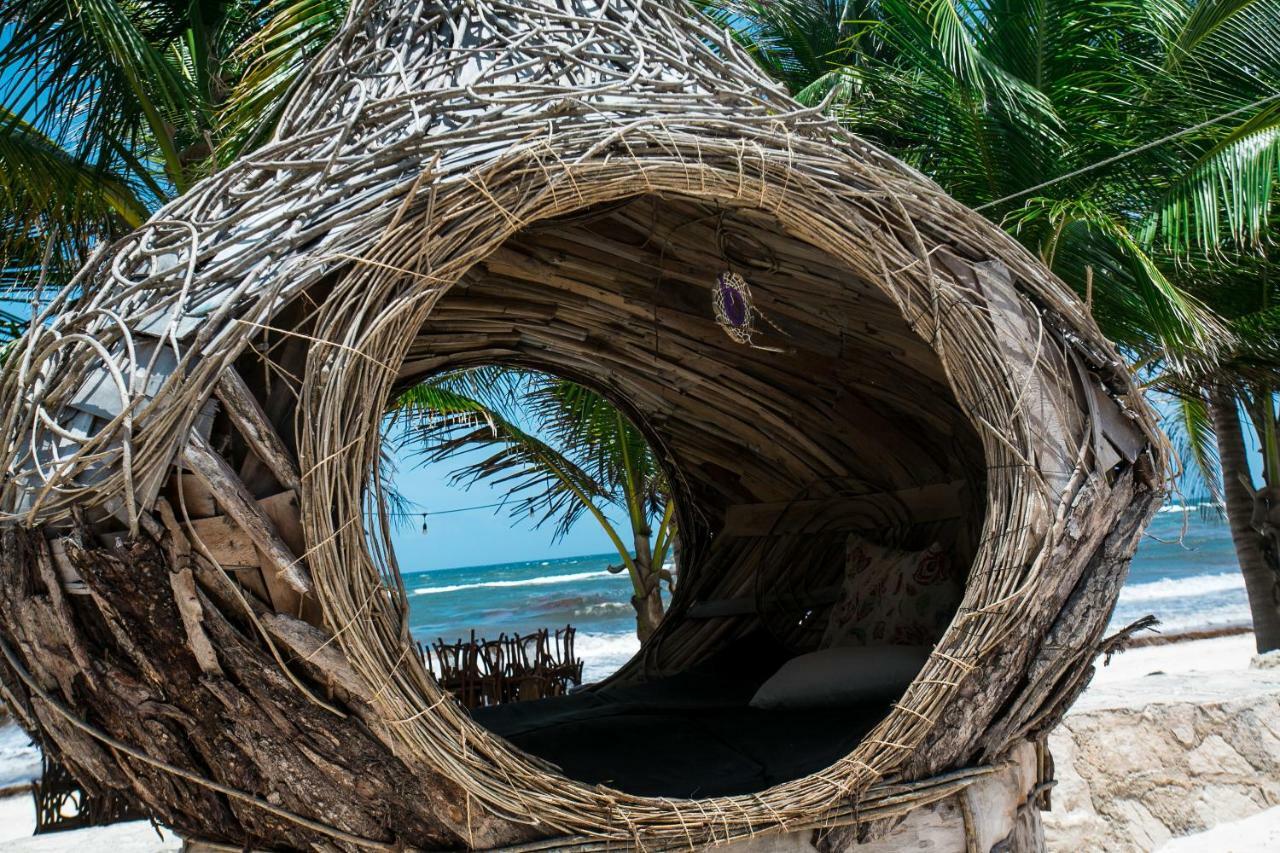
xmin=0 ymin=1 xmax=1165 ymax=850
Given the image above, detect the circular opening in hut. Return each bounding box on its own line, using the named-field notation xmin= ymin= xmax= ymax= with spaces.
xmin=386 ymin=364 xmax=680 ymax=688
xmin=382 ymin=194 xmax=988 ymax=798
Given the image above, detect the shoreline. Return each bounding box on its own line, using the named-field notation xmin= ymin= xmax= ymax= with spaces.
xmin=1119 ymin=622 xmax=1253 ymax=648
xmin=0 ymin=625 xmax=1269 ymax=851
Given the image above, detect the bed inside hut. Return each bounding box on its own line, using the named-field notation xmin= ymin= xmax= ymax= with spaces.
xmin=395 ymin=193 xmax=988 ymax=798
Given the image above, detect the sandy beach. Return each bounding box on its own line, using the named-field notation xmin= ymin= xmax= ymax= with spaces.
xmin=0 ymin=630 xmax=1274 ymax=852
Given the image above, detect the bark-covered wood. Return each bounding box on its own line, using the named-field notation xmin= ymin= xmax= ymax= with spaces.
xmin=1210 ymin=382 xmax=1280 ymax=652
xmin=0 ymin=526 xmax=533 ymax=851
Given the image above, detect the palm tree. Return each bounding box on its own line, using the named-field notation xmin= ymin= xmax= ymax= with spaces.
xmin=708 ymin=0 xmax=1280 ymax=649
xmin=0 ymin=0 xmax=348 ymax=326
xmin=395 ymin=368 xmax=678 ymax=641
xmin=1152 ymin=241 xmax=1280 ymax=651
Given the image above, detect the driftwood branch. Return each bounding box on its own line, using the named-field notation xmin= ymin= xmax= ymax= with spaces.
xmin=215 ymin=369 xmax=303 ymax=495
xmin=181 ymin=434 xmax=311 ymax=595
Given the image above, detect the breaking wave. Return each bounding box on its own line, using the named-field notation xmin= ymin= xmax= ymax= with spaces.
xmin=1118 ymin=571 xmax=1244 ymax=604
xmin=413 ymin=570 xmax=614 ymax=596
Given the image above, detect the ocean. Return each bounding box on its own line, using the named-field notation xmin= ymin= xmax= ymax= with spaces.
xmin=0 ymin=505 xmax=1251 ymax=787
xmin=405 ymin=504 xmax=1250 ymax=683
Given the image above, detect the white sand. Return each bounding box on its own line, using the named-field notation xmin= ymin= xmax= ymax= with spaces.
xmin=0 ymin=796 xmax=34 ymax=844
xmin=1158 ymin=805 xmax=1280 ymax=852
xmin=0 ymin=631 xmax=1270 ymax=851
xmin=0 ymin=794 xmax=177 ymax=851
xmin=1089 ymin=632 xmax=1257 ymax=685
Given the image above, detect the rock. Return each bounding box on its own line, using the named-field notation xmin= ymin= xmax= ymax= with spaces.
xmin=1043 ymin=668 xmax=1280 ymax=852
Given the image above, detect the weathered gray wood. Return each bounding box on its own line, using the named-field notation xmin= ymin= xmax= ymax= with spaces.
xmin=47 ymin=538 xmax=91 ymax=595
xmin=181 ymin=435 xmax=311 ymax=595
xmin=170 ymin=568 xmax=223 ymax=677
xmin=258 ymin=611 xmax=371 ymax=703
xmin=254 ymin=490 xmax=320 ymax=623
xmin=32 ymin=537 xmax=97 ymax=687
xmin=214 ymin=369 xmax=303 ymax=495
xmin=183 ymin=514 xmax=261 ymax=570
xmin=177 ymin=473 xmax=219 ymax=519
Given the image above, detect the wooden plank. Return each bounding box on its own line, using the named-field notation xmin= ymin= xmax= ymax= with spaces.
xmin=184 ymin=491 xmax=308 ymax=615
xmin=170 ymin=568 xmax=223 ymax=676
xmin=185 ymin=514 xmax=261 ymax=569
xmin=176 ymin=473 xmax=219 ymax=519
xmin=182 ymin=434 xmax=311 ymax=595
xmin=1086 ymin=378 xmax=1145 ymax=464
xmin=721 ymin=480 xmax=967 ymax=538
xmin=215 ymin=368 xmax=303 ymax=494
xmin=256 ymin=491 xmax=317 ymax=621
xmin=48 ymin=538 xmax=92 ymax=595
xmin=258 ymin=611 xmax=371 ymax=703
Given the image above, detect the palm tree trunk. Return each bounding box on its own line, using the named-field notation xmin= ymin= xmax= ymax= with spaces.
xmin=1209 ymin=383 xmax=1280 ymax=652
xmin=630 ymin=528 xmax=663 ymax=642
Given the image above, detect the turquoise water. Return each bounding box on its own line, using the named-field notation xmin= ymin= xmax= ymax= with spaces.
xmin=1110 ymin=505 xmax=1247 ymax=634
xmin=402 ymin=506 xmax=1250 ymax=681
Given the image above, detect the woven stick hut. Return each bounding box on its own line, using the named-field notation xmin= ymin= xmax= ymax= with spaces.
xmin=0 ymin=1 xmax=1165 ymax=850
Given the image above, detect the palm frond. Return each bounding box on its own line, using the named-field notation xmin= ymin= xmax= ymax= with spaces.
xmin=1144 ymin=102 xmax=1280 ymax=252
xmin=217 ymin=0 xmax=348 ymax=160
xmin=0 ymin=107 xmax=150 ymax=228
xmin=1164 ymin=391 xmax=1223 ymax=504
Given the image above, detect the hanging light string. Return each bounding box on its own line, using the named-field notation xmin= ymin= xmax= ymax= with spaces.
xmin=367 ymin=500 xmax=522 ymax=534
xmin=380 ymin=501 xmax=510 ymax=517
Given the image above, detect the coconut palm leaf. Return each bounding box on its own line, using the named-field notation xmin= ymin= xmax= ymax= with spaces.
xmin=1008 ymin=201 xmax=1231 ymax=373
xmin=0 ymin=107 xmax=149 ymax=229
xmin=1144 ymin=103 xmax=1280 ymax=252
xmin=394 ymin=365 xmax=679 ymax=637
xmin=0 ymin=304 xmax=23 ymax=348
xmin=394 ymin=366 xmax=676 ymax=587
xmin=695 ymin=1 xmax=889 ymax=102
xmin=1164 ymin=392 xmax=1223 ymax=504
xmin=0 ymin=0 xmax=208 ymax=192
xmin=402 ymin=393 xmax=615 ymax=543
xmin=217 ymin=0 xmax=348 ymax=161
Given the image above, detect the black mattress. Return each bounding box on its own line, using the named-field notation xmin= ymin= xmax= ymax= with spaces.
xmin=472 ymin=636 xmax=891 ymax=798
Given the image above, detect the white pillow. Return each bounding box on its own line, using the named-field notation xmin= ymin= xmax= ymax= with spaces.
xmin=749 ymin=645 xmax=930 ymax=710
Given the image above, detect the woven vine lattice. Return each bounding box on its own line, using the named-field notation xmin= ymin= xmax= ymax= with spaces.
xmin=0 ymin=0 xmax=1165 ymax=848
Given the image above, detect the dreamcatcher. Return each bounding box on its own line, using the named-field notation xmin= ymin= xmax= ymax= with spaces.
xmin=711 ymin=217 xmax=787 ymax=351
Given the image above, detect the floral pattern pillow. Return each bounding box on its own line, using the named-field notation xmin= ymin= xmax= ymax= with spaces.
xmin=821 ymin=536 xmax=961 ymax=647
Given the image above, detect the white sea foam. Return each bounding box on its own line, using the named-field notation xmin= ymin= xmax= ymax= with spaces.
xmin=413 ymin=570 xmax=613 ymax=596
xmin=575 ymin=631 xmax=641 ymax=681
xmin=0 ymin=721 xmax=40 ymax=788
xmin=1157 ymin=502 xmax=1222 ymax=514
xmin=1127 ymin=602 xmax=1253 ymax=634
xmin=1118 ymin=571 xmax=1244 ymax=604
xmin=574 ymin=601 xmax=631 ymax=616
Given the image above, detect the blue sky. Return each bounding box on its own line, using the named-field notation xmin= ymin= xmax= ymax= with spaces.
xmin=386 ymin=445 xmax=615 ymax=573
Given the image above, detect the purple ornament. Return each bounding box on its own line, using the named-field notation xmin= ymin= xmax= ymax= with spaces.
xmin=716 ymin=273 xmax=750 ymax=329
